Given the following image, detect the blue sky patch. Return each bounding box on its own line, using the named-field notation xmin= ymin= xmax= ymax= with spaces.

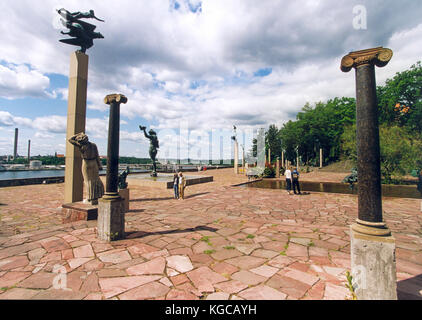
xmin=254 ymin=68 xmax=273 ymax=77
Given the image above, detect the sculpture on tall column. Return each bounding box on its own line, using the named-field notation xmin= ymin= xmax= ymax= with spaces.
xmin=139 ymin=126 xmax=159 ymax=177
xmin=69 ymin=133 xmax=104 ymax=204
xmin=57 ymin=8 xmax=104 ymax=53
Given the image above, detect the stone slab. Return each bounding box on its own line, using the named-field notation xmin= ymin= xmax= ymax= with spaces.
xmin=62 ymin=202 xmax=98 ymax=223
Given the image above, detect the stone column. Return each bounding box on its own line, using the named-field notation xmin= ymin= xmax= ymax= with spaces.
xmin=234 ymin=140 xmax=239 ymax=174
xmin=281 ymin=151 xmax=284 ymax=170
xmin=97 ymin=94 xmax=128 ymax=242
xmin=276 ymin=157 xmax=280 ymax=178
xmin=341 ymin=47 xmax=397 ymax=300
xmin=64 ymin=52 xmax=88 ymax=203
xmin=320 ymin=148 xmax=323 ymax=169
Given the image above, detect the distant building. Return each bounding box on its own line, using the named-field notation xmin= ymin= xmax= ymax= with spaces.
xmin=30 ymin=160 xmax=42 ymax=169
xmin=56 ymin=154 xmax=65 ymax=158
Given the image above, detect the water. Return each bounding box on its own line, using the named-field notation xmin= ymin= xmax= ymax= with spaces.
xmin=0 ymin=169 xmax=148 ymax=181
xmin=242 ymin=179 xmax=422 ymax=199
xmin=0 ymin=170 xmax=66 ymax=180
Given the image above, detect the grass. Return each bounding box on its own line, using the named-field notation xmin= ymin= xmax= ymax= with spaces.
xmin=224 ymin=246 xmax=235 ymax=250
xmin=246 ymin=234 xmax=255 ymax=239
xmin=200 ymin=236 xmax=211 ymax=243
xmin=204 ymin=250 xmax=216 ymax=255
xmin=308 ymin=240 xmax=315 ymax=247
xmin=280 ymin=251 xmax=287 ymax=256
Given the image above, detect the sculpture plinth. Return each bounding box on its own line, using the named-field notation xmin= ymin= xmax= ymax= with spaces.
xmin=64 ymin=51 xmax=88 ymax=204
xmin=341 ymin=47 xmax=397 ymax=300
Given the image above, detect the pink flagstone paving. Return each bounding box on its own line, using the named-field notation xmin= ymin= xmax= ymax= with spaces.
xmin=0 ymin=168 xmax=421 ymax=300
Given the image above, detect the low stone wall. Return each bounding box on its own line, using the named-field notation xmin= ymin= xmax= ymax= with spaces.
xmin=0 ymin=177 xmax=65 ymax=188
xmin=166 ymin=176 xmax=214 ymax=189
xmin=127 ymin=175 xmax=214 ymax=189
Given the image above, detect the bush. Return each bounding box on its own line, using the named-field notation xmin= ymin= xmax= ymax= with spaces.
xmin=263 ymin=166 xmax=276 ymax=178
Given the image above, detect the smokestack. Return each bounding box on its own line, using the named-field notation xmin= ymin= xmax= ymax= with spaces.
xmin=28 ymin=140 xmax=31 ymax=164
xmin=14 ymin=128 xmax=18 ymax=159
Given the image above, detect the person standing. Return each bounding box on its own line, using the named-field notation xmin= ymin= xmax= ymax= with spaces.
xmin=285 ymin=166 xmax=292 ymax=195
xmin=173 ymin=173 xmax=179 ymax=199
xmin=178 ymin=172 xmax=186 ymax=200
xmin=292 ymin=167 xmax=302 ymax=195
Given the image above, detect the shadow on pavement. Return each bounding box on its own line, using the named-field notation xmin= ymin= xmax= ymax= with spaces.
xmin=125 ymin=225 xmax=218 ymax=240
xmin=130 ymin=192 xmax=210 ymax=202
xmin=397 ymin=274 xmax=422 ymax=300
xmin=127 ymin=209 xmax=145 ymax=213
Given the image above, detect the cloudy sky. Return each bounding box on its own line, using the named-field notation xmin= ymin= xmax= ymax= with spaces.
xmin=0 ymin=0 xmax=421 ymax=161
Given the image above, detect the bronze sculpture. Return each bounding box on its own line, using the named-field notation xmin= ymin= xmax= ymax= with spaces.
xmin=69 ymin=133 xmax=104 ymax=204
xmin=139 ymin=126 xmax=159 ymax=177
xmin=57 ymin=8 xmax=104 ymax=53
xmin=118 ymin=166 xmax=130 ymax=190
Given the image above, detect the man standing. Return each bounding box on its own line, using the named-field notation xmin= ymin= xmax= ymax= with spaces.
xmin=173 ymin=173 xmax=179 ymax=199
xmin=292 ymin=167 xmax=301 ymax=195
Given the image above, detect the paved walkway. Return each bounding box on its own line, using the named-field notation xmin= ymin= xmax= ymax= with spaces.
xmin=0 ymin=169 xmax=421 ymax=300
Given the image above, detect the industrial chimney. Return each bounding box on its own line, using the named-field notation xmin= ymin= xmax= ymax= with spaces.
xmin=28 ymin=140 xmax=31 ymax=164
xmin=13 ymin=128 xmax=18 ymax=159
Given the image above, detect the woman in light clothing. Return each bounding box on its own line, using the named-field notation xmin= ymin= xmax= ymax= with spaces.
xmin=178 ymin=172 xmax=186 ymax=200
xmin=285 ymin=166 xmax=292 ymax=195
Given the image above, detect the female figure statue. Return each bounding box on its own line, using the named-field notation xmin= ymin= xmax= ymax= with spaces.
xmin=69 ymin=133 xmax=104 ymax=204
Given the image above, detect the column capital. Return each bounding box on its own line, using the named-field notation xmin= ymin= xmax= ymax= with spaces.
xmin=104 ymin=94 xmax=128 ymax=105
xmin=341 ymin=47 xmax=393 ymax=72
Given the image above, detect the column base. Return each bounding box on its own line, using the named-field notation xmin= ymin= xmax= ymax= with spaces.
xmin=350 ymin=225 xmax=397 ymax=300
xmin=97 ymin=197 xmax=125 ymax=242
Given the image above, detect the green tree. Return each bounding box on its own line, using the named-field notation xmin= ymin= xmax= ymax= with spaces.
xmin=265 ymin=124 xmax=281 ymax=162
xmin=341 ymin=124 xmax=419 ymax=183
xmin=378 ymin=61 xmax=422 ymax=136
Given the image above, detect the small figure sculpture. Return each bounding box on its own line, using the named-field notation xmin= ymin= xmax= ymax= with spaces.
xmin=343 ymin=167 xmax=358 ymax=191
xmin=69 ymin=133 xmax=104 ymax=204
xmin=140 ymin=126 xmax=160 ymax=177
xmin=118 ymin=166 xmax=130 ymax=190
xmin=57 ymin=8 xmax=104 ymax=53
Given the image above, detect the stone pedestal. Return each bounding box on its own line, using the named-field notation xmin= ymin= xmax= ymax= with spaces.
xmin=350 ymin=226 xmax=397 ymax=300
xmin=64 ymin=51 xmax=88 ymax=203
xmin=62 ymin=202 xmax=98 ymax=223
xmin=118 ymin=188 xmax=130 ymax=213
xmin=97 ymin=198 xmax=125 ymax=241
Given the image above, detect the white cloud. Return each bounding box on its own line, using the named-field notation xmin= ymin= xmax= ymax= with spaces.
xmin=0 ymin=63 xmax=51 ymax=99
